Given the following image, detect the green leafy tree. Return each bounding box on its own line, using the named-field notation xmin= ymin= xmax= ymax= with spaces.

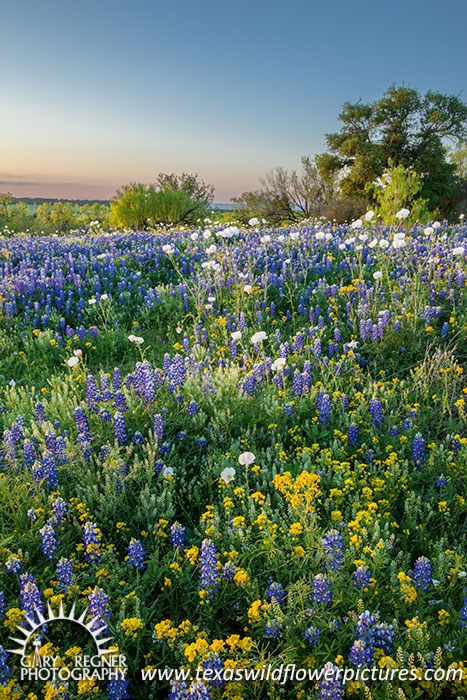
xmin=8 ymin=202 xmax=35 ymax=232
xmin=0 ymin=192 xmax=13 ymax=228
xmin=322 ymin=85 xmax=467 ymax=214
xmin=35 ymin=201 xmax=79 ymax=233
xmin=78 ymin=202 xmax=110 ymax=229
xmin=371 ymin=161 xmax=431 ymax=226
xmin=110 ymin=183 xmax=207 ymax=229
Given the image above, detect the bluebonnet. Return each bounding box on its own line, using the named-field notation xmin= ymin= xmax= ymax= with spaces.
xmin=265 ymin=581 xmax=286 ymax=604
xmin=114 ymin=391 xmax=128 ymax=413
xmin=348 ymin=639 xmax=373 ymax=667
xmin=459 ymin=589 xmax=467 ymax=628
xmin=170 ymin=522 xmax=186 ymax=548
xmin=317 ymin=662 xmax=344 ymax=700
xmin=52 ymin=497 xmax=68 ymax=522
xmin=321 ymin=530 xmax=344 ymax=572
xmin=202 ymin=653 xmax=225 ymax=687
xmin=312 ymin=574 xmax=332 ymax=605
xmin=412 ymin=433 xmax=426 ymax=468
xmin=353 ymin=566 xmax=373 ymax=589
xmin=347 ymin=423 xmax=359 ymax=448
xmin=86 ymin=375 xmax=100 ymax=412
xmin=88 ymin=587 xmax=111 ymax=632
xmin=56 ymin=558 xmax=74 ymax=591
xmin=5 ymin=555 xmax=22 ymax=574
xmin=187 ymin=401 xmax=200 ymax=416
xmin=99 ymin=408 xmax=112 ymax=423
xmin=107 ymin=679 xmax=130 ymax=699
xmin=222 ymin=561 xmax=236 ymax=582
xmin=113 ymin=411 xmax=127 ymax=445
xmin=369 ymin=398 xmax=384 ymax=426
xmin=0 ymin=646 xmax=12 ymax=687
xmin=199 ymin=539 xmax=219 ymax=598
xmin=74 ymin=407 xmax=91 ymax=438
xmin=82 ymin=522 xmax=102 ymax=566
xmin=411 ymin=557 xmax=433 ymax=591
xmin=127 ymin=538 xmax=146 ymax=570
xmin=264 ymin=619 xmax=281 ymax=640
xmin=35 ymin=403 xmax=47 ymax=423
xmin=40 ymin=521 xmax=58 ymax=559
xmin=317 ymin=393 xmax=332 ymax=424
xmin=303 ymin=626 xmax=321 ymax=646
xmin=112 ymin=368 xmax=122 ymax=392
xmin=153 ymin=413 xmax=165 ymax=441
xmin=20 ymin=573 xmax=44 ymax=621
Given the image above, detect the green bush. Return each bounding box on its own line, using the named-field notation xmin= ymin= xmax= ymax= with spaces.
xmin=110 ymin=183 xmax=208 ymax=229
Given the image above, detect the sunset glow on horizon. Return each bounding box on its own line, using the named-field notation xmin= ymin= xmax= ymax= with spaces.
xmin=2 ymin=0 xmax=467 ymax=201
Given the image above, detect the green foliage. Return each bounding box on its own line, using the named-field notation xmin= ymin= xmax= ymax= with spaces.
xmin=0 ymin=196 xmax=110 ymax=234
xmin=324 ymin=84 xmax=467 ymax=215
xmin=110 ymin=183 xmax=208 ymax=229
xmin=371 ymin=161 xmax=431 ymax=226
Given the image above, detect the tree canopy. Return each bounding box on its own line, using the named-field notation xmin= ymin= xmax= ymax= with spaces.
xmin=322 ymin=85 xmax=467 ymax=213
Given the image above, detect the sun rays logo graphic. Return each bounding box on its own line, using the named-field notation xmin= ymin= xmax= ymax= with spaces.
xmin=7 ymin=602 xmax=114 ymax=659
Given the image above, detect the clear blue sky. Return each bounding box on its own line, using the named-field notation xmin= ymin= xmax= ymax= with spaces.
xmin=1 ymin=0 xmax=467 ymax=201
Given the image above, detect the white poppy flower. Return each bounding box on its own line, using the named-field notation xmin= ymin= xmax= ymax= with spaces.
xmin=220 ymin=467 xmax=236 ymax=483
xmin=250 ymin=331 xmax=268 ymax=344
xmin=350 ymin=219 xmax=363 ymax=229
xmin=365 ymin=210 xmax=375 ymax=221
xmin=238 ymin=451 xmax=255 ymax=465
xmin=231 ymin=331 xmax=242 ymax=340
xmin=244 ymin=285 xmax=253 ymax=294
xmin=248 ymin=217 xmax=259 ymax=226
xmin=453 ymin=246 xmax=465 ymax=256
xmin=395 ymin=208 xmax=410 ymax=220
xmin=88 ymin=298 xmax=97 ymax=305
xmin=272 ymin=358 xmax=286 ymax=370
xmin=373 ymin=271 xmax=383 ymax=280
xmin=67 ymin=356 xmax=79 ymax=367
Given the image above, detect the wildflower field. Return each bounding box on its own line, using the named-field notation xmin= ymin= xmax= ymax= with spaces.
xmin=0 ymin=218 xmax=467 ymax=700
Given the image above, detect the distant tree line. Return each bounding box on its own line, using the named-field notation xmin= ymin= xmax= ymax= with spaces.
xmin=0 ymin=172 xmax=215 ymax=234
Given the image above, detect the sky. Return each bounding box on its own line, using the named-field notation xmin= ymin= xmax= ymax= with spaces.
xmin=1 ymin=0 xmax=467 ymax=202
